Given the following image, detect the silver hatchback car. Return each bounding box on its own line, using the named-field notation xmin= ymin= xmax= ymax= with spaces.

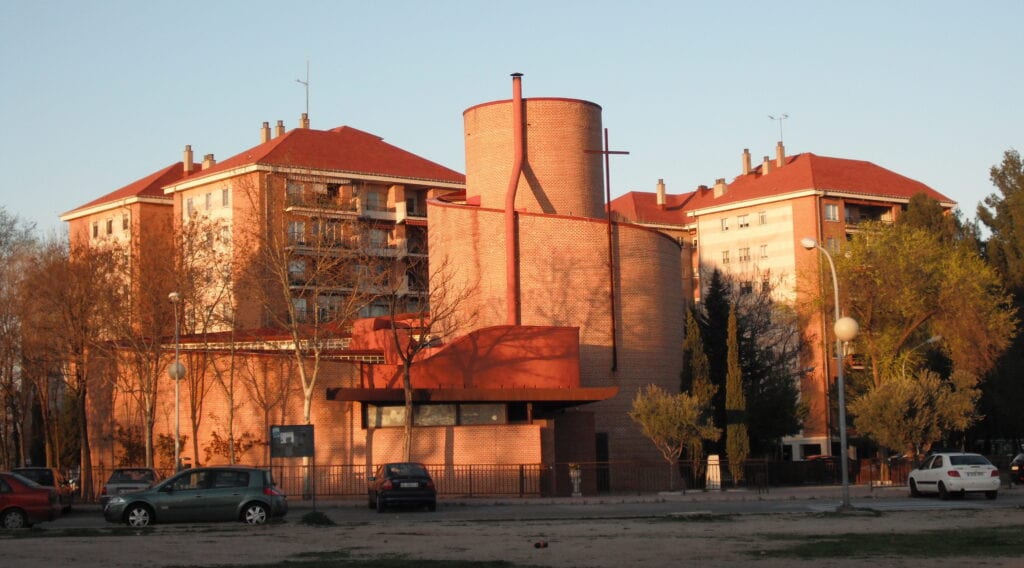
xmin=103 ymin=466 xmax=287 ymax=527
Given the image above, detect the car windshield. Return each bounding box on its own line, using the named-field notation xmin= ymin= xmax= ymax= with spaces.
xmin=387 ymin=463 xmax=429 ymax=477
xmin=9 ymin=473 xmax=44 ymax=488
xmin=109 ymin=469 xmax=155 ymax=483
xmin=950 ymin=455 xmax=991 ymax=466
xmin=15 ymin=469 xmax=54 ymax=485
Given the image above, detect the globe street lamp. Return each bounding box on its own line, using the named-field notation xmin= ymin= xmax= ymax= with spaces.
xmin=801 ymin=237 xmax=859 ymax=510
xmin=168 ymin=292 xmax=186 ymax=471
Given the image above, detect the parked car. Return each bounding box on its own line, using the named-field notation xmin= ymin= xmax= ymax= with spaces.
xmin=102 ymin=466 xmax=287 ymax=527
xmin=0 ymin=472 xmax=61 ymax=529
xmin=1010 ymin=453 xmax=1024 ymax=485
xmin=100 ymin=467 xmax=160 ymax=506
xmin=367 ymin=462 xmax=437 ymax=512
xmin=907 ymin=452 xmax=1000 ymax=500
xmin=11 ymin=467 xmax=75 ymax=512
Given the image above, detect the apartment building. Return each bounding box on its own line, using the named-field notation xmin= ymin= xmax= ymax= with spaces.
xmin=610 ymin=143 xmax=956 ymax=460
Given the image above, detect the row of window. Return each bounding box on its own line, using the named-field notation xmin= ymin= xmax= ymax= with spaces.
xmin=91 ymin=213 xmax=130 ymax=239
xmin=186 ymin=188 xmax=230 ymax=216
xmin=720 ymin=210 xmax=768 ymax=231
xmin=365 ymin=403 xmax=529 ymax=428
xmin=721 ymin=245 xmax=769 ymax=264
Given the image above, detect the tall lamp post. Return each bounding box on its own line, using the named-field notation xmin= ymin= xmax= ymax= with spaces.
xmin=168 ymin=292 xmax=186 ymax=471
xmin=801 ymin=237 xmax=859 ymax=510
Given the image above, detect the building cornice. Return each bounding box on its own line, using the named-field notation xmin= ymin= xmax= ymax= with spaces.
xmin=687 ymin=188 xmax=955 ymax=217
xmin=60 ymin=195 xmax=171 ymax=222
xmin=163 ymin=164 xmax=465 ymax=194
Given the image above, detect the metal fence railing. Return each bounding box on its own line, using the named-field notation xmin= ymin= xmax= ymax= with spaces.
xmin=70 ymin=454 xmax=1018 ymax=503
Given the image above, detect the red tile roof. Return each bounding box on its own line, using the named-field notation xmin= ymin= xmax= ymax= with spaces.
xmin=185 ymin=126 xmax=465 ymax=185
xmin=611 ymin=152 xmax=954 ymax=225
xmin=63 ymin=162 xmax=184 ymax=217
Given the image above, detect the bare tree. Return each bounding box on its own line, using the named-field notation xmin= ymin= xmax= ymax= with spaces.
xmin=383 ymin=254 xmax=477 ymax=461
xmin=0 ymin=208 xmax=37 ymax=468
xmin=22 ymin=238 xmax=121 ymax=501
xmin=240 ymin=172 xmax=382 ymax=425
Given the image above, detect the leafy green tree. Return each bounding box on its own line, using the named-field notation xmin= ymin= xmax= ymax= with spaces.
xmin=979 ymin=149 xmax=1024 ymax=294
xmin=698 ymin=268 xmax=805 ymax=457
xmin=629 ymin=384 xmax=720 ymax=490
xmin=849 ymin=369 xmax=979 ymax=457
xmin=680 ymin=308 xmax=715 ymax=463
xmin=835 ymin=221 xmax=1016 ymax=454
xmin=725 ymin=306 xmax=749 ymax=482
xmin=973 ymin=149 xmax=1024 ymax=450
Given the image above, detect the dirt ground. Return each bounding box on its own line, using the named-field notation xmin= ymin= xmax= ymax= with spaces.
xmin=2 ymin=507 xmax=1023 ymax=567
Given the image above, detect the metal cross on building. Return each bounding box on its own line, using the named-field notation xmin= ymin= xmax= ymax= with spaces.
xmin=586 ymin=128 xmax=629 ymax=371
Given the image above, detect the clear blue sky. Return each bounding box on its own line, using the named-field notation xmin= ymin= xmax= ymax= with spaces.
xmin=2 ymin=0 xmax=1020 ymax=237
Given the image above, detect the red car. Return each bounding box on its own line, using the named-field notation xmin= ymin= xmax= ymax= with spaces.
xmin=1 ymin=472 xmax=61 ymax=528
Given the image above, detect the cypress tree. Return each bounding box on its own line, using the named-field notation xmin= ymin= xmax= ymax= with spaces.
xmin=725 ymin=304 xmax=749 ymax=483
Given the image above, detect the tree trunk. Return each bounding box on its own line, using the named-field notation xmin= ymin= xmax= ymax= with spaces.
xmin=403 ymin=366 xmax=413 ymax=461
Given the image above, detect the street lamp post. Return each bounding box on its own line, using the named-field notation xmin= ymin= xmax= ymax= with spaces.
xmin=168 ymin=292 xmax=186 ymax=471
xmin=801 ymin=237 xmax=859 ymax=511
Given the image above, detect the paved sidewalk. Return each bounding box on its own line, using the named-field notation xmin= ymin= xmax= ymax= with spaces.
xmin=287 ymin=483 xmax=921 ymax=510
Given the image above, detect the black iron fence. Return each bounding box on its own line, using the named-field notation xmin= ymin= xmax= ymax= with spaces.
xmin=75 ymin=455 xmax=1017 ymax=502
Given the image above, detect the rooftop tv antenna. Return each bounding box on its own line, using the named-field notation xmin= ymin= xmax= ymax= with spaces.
xmin=296 ymin=61 xmax=310 ymax=116
xmin=768 ymin=113 xmax=788 ymax=143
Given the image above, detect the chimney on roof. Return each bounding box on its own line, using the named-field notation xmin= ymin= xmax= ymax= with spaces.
xmin=261 ymin=121 xmax=271 ymax=143
xmin=742 ymin=148 xmax=752 ymax=175
xmin=656 ymin=178 xmax=666 ymax=209
xmin=202 ymin=154 xmax=216 ymax=170
xmin=275 ymin=120 xmax=285 ymax=138
xmin=776 ymin=141 xmax=786 ymax=168
xmin=713 ymin=178 xmax=728 ymax=198
xmin=299 ymin=113 xmax=310 ymax=129
xmin=183 ymin=145 xmax=194 ymax=174
xmin=762 ymin=156 xmax=772 ymax=175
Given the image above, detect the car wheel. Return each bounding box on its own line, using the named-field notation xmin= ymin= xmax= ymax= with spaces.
xmin=909 ymin=479 xmax=920 ymax=498
xmin=938 ymin=481 xmax=950 ymax=500
xmin=1 ymin=509 xmax=28 ymax=529
xmin=985 ymin=490 xmax=998 ymax=500
xmin=376 ymin=494 xmax=386 ymax=513
xmin=125 ymin=504 xmax=153 ymax=527
xmin=243 ymin=502 xmax=269 ymax=525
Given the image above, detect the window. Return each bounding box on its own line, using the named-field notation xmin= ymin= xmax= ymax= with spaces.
xmin=213 ymin=470 xmax=249 ymax=488
xmin=122 ymin=214 xmax=129 ymax=231
xmin=460 ymin=404 xmax=507 ymax=425
xmin=287 ymin=181 xmax=302 ymax=201
xmin=288 ymin=221 xmax=305 ymax=245
xmin=720 ymin=218 xmax=729 ymax=231
xmin=370 ymin=228 xmax=388 ymax=249
xmin=739 ymin=281 xmax=754 ymax=295
xmin=288 ymin=259 xmax=306 ymax=278
xmin=186 ymin=197 xmax=195 ymax=216
xmin=721 ymin=250 xmax=730 ymax=264
xmin=761 ymin=278 xmax=771 ymax=294
xmin=91 ymin=222 xmax=98 ymax=238
xmin=739 ymin=247 xmax=751 ymax=262
xmin=759 ymin=244 xmax=768 ymax=258
xmin=365 ymin=191 xmax=382 ymax=211
xmin=105 ymin=219 xmax=113 ymax=235
xmin=221 ymin=188 xmax=230 ymax=207
xmin=758 ymin=210 xmax=767 ymax=225
xmin=220 ymin=225 xmax=231 ymax=244
xmin=738 ymin=214 xmax=749 ymax=228
xmin=826 ymin=237 xmax=839 ymax=252
xmin=406 ymin=197 xmax=418 ymax=216
xmin=825 ymin=203 xmax=839 ymax=221
xmin=205 ymin=192 xmax=212 ymax=210
xmin=291 ymin=298 xmax=307 ymax=322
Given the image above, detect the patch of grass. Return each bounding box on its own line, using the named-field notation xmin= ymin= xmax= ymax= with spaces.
xmin=298 ymin=511 xmax=335 ymax=526
xmin=165 ymin=550 xmax=547 ymax=568
xmin=661 ymin=513 xmax=736 ymax=523
xmin=753 ymin=524 xmax=1024 ymax=559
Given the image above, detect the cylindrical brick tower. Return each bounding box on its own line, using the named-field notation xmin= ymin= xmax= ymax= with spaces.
xmin=463 ymin=97 xmax=605 ymax=219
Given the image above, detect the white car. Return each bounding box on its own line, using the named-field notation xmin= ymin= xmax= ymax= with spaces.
xmin=908 ymin=452 xmax=1000 ymax=500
